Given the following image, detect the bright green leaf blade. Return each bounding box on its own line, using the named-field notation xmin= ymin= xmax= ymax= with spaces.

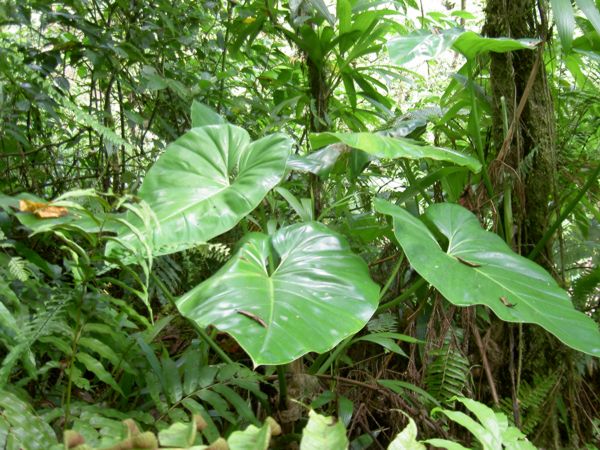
xmin=388 ymin=417 xmax=426 ymax=450
xmin=551 ymin=0 xmax=575 ymax=51
xmin=112 ymin=125 xmax=291 ymax=257
xmin=191 ymin=101 xmax=225 ymax=128
xmin=453 ymin=397 xmax=503 ymax=444
xmin=452 ymin=31 xmax=540 ymax=60
xmin=76 ymin=352 xmax=124 ymax=396
xmin=176 ymin=222 xmax=380 ymax=366
xmin=576 ymin=0 xmax=600 ymax=36
xmin=374 ymin=199 xmax=600 ymax=357
xmin=307 ymin=0 xmax=335 ymax=25
xmin=378 ymin=380 xmax=440 ymax=406
xmin=388 ymin=29 xmax=461 ymax=66
xmin=310 ymin=132 xmax=481 ymax=172
xmin=354 ymin=333 xmax=411 ymax=356
xmin=286 ymin=145 xmax=346 ymax=176
xmin=388 ymin=28 xmax=540 ymax=65
xmin=300 ymin=410 xmax=349 ymax=450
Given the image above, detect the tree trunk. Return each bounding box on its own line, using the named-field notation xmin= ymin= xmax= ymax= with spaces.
xmin=483 ymin=0 xmax=557 ymax=267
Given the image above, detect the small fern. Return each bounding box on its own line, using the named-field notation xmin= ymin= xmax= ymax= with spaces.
xmin=150 ymin=255 xmax=183 ymax=304
xmin=424 ymin=343 xmax=471 ymax=403
xmin=500 ymin=373 xmax=560 ymax=435
xmin=196 ymin=242 xmax=231 ymax=263
xmin=367 ymin=312 xmax=398 ymax=333
xmin=8 ymin=256 xmax=30 ymax=282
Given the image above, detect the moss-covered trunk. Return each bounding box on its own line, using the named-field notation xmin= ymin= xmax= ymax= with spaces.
xmin=483 ymin=0 xmax=557 ymax=266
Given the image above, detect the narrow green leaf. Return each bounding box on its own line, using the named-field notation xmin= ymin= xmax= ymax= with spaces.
xmin=212 ymin=384 xmax=258 ymax=425
xmin=353 ymin=335 xmax=408 ymax=356
xmin=77 ymin=337 xmax=135 ymax=374
xmin=275 ymin=187 xmax=313 ymax=222
xmin=307 ymin=0 xmax=335 ymax=25
xmin=76 ymin=353 xmax=124 ymax=396
xmin=576 ymin=0 xmax=600 ymax=36
xmin=162 ymin=355 xmax=183 ymax=404
xmin=551 ymin=0 xmax=575 ymax=51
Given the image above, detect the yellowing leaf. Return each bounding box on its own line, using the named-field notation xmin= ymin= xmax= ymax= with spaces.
xmin=19 ymin=199 xmax=68 ymax=219
xmin=243 ymin=17 xmax=256 ymax=24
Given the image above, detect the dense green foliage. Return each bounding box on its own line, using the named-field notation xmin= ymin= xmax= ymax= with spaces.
xmin=1 ymin=0 xmax=599 ymax=449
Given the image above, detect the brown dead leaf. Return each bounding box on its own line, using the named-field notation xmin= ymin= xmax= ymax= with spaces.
xmin=19 ymin=199 xmax=68 ymax=219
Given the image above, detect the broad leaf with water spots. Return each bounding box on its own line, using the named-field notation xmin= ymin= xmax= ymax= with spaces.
xmin=176 ymin=222 xmax=380 ymax=366
xmin=111 ymin=125 xmax=292 ymax=257
xmin=375 ymin=199 xmax=600 ymax=357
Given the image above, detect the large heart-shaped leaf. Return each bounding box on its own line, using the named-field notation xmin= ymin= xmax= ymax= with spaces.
xmin=374 ymin=199 xmax=600 ymax=357
xmin=310 ymin=132 xmax=481 ymax=173
xmin=112 ymin=125 xmax=292 ymax=257
xmin=176 ymin=222 xmax=380 ymax=366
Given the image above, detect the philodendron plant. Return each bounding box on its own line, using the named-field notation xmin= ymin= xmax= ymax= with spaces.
xmin=13 ymin=101 xmax=600 ymax=367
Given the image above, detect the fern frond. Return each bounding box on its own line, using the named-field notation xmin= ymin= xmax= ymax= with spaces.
xmin=367 ymin=312 xmax=398 ymax=333
xmin=8 ymin=257 xmax=30 ymax=282
xmin=500 ymin=373 xmax=561 ymax=434
xmin=425 ymin=343 xmax=471 ymax=403
xmin=196 ymin=243 xmax=230 ymax=263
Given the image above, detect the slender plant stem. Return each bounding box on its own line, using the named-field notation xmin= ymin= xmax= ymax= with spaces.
xmin=377 ymin=278 xmax=426 ymax=313
xmin=379 ymin=255 xmax=404 ymax=300
xmin=315 ymin=337 xmax=352 ymax=376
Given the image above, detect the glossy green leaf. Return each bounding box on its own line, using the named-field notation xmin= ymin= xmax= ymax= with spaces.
xmin=374 ymin=199 xmax=600 ymax=357
xmin=113 ymin=125 xmax=292 ymax=257
xmin=286 ymin=144 xmax=346 ymax=176
xmin=453 ymin=31 xmax=540 ymax=60
xmin=388 ymin=416 xmax=426 ymax=450
xmin=551 ymin=0 xmax=575 ymax=51
xmin=310 ymin=132 xmax=481 ymax=172
xmin=76 ymin=352 xmax=124 ymax=396
xmin=300 ymin=410 xmax=349 ymax=450
xmin=177 ymin=222 xmax=379 ymax=366
xmin=388 ymin=28 xmax=460 ymax=66
xmin=388 ymin=28 xmax=540 ymax=65
xmin=191 ymin=100 xmax=225 ymax=128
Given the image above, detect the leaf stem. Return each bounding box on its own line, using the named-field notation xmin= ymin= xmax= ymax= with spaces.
xmin=377 ymin=277 xmax=426 ymax=313
xmin=378 ymin=254 xmax=404 ymax=300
